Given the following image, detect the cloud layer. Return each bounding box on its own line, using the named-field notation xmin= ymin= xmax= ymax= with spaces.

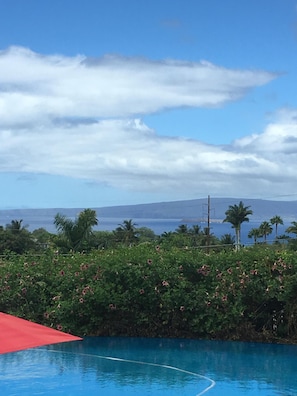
xmin=0 ymin=46 xmax=276 ymax=123
xmin=2 ymin=46 xmax=295 ymax=200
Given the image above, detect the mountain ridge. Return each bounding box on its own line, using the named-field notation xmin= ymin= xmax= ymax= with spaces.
xmin=1 ymin=197 xmax=297 ymax=223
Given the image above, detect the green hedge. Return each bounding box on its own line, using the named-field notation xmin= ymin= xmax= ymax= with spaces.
xmin=1 ymin=245 xmax=297 ymax=343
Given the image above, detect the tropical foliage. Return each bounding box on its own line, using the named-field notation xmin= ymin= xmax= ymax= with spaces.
xmin=259 ymin=221 xmax=273 ymax=242
xmin=248 ymin=227 xmax=261 ymax=244
xmin=54 ymin=209 xmax=98 ymax=252
xmin=0 ymin=219 xmax=35 ymax=254
xmin=286 ymin=221 xmax=297 ymax=236
xmin=113 ymin=219 xmax=139 ymax=245
xmin=223 ymin=201 xmax=253 ymax=250
xmin=1 ymin=202 xmax=297 ymax=344
xmin=0 ymin=203 xmax=295 ymax=254
xmin=1 ymin=245 xmax=297 ymax=343
xmin=270 ymin=215 xmax=284 ymax=237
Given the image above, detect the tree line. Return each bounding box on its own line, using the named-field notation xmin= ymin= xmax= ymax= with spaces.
xmin=1 ymin=202 xmax=297 ymax=254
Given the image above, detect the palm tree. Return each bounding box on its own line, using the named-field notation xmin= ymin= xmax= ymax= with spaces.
xmin=3 ymin=219 xmax=34 ymax=254
xmin=189 ymin=225 xmax=201 ymax=235
xmin=270 ymin=215 xmax=283 ymax=238
xmin=248 ymin=227 xmax=261 ymax=244
xmin=54 ymin=209 xmax=98 ymax=252
xmin=161 ymin=231 xmax=173 ymax=238
xmin=223 ymin=201 xmax=253 ymax=250
xmin=259 ymin=221 xmax=273 ymax=242
xmin=285 ymin=221 xmax=297 ymax=236
xmin=114 ymin=219 xmax=138 ymax=245
xmin=175 ymin=224 xmax=189 ymax=234
xmin=6 ymin=219 xmax=25 ymax=233
xmin=220 ymin=233 xmax=235 ymax=248
xmin=285 ymin=222 xmax=297 ymax=250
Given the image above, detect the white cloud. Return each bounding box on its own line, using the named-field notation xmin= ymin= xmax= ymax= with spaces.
xmin=1 ymin=111 xmax=297 ymax=200
xmin=1 ymin=46 xmax=292 ymax=201
xmin=0 ymin=46 xmax=276 ymax=126
xmin=234 ymin=109 xmax=297 ymax=154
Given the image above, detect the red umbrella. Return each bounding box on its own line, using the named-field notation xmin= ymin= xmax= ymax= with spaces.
xmin=0 ymin=312 xmax=82 ymax=354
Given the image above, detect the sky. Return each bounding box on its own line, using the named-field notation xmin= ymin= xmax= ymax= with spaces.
xmin=1 ymin=0 xmax=297 ymax=209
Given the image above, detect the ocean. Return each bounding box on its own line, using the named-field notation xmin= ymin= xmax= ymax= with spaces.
xmin=0 ymin=214 xmax=289 ymax=246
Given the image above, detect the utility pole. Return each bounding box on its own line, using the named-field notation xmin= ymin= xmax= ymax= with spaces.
xmin=206 ymin=195 xmax=210 ymax=253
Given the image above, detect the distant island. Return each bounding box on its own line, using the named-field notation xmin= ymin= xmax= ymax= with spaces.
xmin=1 ymin=197 xmax=297 ymax=224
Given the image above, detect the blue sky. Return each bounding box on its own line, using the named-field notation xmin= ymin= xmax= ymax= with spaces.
xmin=1 ymin=0 xmax=297 ymax=209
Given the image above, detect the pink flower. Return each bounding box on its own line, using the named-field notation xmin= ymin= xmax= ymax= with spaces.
xmin=82 ymin=286 xmax=90 ymax=295
xmin=179 ymin=306 xmax=185 ymax=312
xmin=227 ymin=268 xmax=232 ymax=274
xmin=147 ymin=259 xmax=153 ymax=265
xmin=109 ymin=303 xmax=116 ymax=310
xmin=139 ymin=288 xmax=145 ymax=294
xmin=162 ymin=280 xmax=169 ymax=287
xmin=222 ymin=295 xmax=228 ymax=302
xmin=56 ymin=324 xmax=63 ymax=331
xmin=59 ymin=270 xmax=65 ymax=276
xmin=79 ymin=298 xmax=84 ymax=303
xmin=44 ymin=312 xmax=50 ymax=319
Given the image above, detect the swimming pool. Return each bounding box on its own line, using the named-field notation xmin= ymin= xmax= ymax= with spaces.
xmin=1 ymin=337 xmax=296 ymax=395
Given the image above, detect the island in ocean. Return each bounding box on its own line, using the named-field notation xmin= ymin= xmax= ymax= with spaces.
xmin=1 ymin=197 xmax=297 ymax=234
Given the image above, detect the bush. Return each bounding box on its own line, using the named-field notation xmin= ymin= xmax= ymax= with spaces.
xmin=1 ymin=245 xmax=297 ymax=343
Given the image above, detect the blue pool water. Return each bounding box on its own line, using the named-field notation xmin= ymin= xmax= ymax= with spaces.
xmin=0 ymin=337 xmax=296 ymax=395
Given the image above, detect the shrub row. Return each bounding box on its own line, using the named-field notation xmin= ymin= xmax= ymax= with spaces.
xmin=1 ymin=245 xmax=297 ymax=343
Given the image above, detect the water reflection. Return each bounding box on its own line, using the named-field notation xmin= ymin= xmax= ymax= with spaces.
xmin=1 ymin=337 xmax=296 ymax=395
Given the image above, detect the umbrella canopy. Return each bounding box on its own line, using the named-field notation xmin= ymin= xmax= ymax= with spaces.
xmin=0 ymin=312 xmax=82 ymax=354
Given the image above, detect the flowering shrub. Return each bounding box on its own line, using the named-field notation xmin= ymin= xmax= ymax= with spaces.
xmin=1 ymin=245 xmax=297 ymax=342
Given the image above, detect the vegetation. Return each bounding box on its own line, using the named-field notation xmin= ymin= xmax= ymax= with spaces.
xmin=113 ymin=219 xmax=139 ymax=246
xmin=223 ymin=201 xmax=253 ymax=250
xmin=0 ymin=219 xmax=35 ymax=254
xmin=2 ymin=202 xmax=297 ymax=344
xmin=270 ymin=215 xmax=284 ymax=238
xmin=54 ymin=209 xmax=98 ymax=252
xmin=248 ymin=227 xmax=261 ymax=244
xmin=1 ymin=244 xmax=297 ymax=344
xmin=259 ymin=221 xmax=273 ymax=242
